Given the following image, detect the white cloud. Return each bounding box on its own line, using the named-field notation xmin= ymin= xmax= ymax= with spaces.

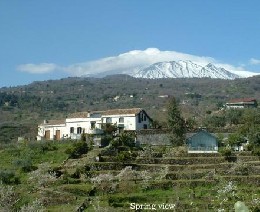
xmin=17 ymin=48 xmax=258 ymax=77
xmin=216 ymin=63 xmax=256 ymax=77
xmin=17 ymin=63 xmax=59 ymax=74
xmin=64 ymin=48 xmax=217 ymax=76
xmin=249 ymin=58 xmax=260 ymax=65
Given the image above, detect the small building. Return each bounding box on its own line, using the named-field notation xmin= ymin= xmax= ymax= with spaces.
xmin=226 ymin=98 xmax=257 ymax=109
xmin=186 ymin=130 xmax=218 ymax=153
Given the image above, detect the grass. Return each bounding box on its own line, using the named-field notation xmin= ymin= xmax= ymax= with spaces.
xmin=0 ymin=143 xmax=259 ymax=211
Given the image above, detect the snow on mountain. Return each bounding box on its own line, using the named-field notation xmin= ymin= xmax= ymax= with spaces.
xmin=132 ymin=60 xmax=240 ymax=79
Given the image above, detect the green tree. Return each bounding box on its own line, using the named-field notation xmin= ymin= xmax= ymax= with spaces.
xmin=204 ymin=115 xmax=226 ymax=128
xmin=225 ymin=109 xmax=242 ymax=125
xmin=227 ymin=133 xmax=244 ymax=146
xmin=167 ymin=97 xmax=186 ymax=146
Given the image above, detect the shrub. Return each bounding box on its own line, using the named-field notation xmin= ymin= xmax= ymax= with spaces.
xmin=27 ymin=163 xmax=57 ymax=187
xmin=28 ymin=141 xmax=57 ymax=153
xmin=71 ymin=167 xmax=83 ymax=179
xmin=116 ymin=151 xmax=133 ymax=163
xmin=118 ymin=133 xmax=135 ymax=148
xmin=251 ymin=146 xmax=260 ymax=156
xmin=228 ymin=160 xmax=250 ymax=175
xmin=91 ymin=173 xmax=117 ymax=194
xmin=0 ymin=170 xmax=20 ymax=185
xmin=163 ymin=146 xmax=188 ymax=157
xmin=65 ymin=141 xmax=88 ymax=159
xmin=20 ymin=199 xmax=45 ymax=212
xmin=13 ymin=158 xmax=37 ymax=172
xmin=0 ymin=184 xmax=19 ymax=211
xmin=220 ymin=148 xmax=235 ymax=161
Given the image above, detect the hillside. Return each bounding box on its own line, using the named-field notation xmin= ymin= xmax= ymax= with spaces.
xmin=0 ymin=75 xmax=260 ymax=142
xmin=0 ymin=142 xmax=259 ymax=211
xmin=0 ymin=75 xmax=260 ymax=211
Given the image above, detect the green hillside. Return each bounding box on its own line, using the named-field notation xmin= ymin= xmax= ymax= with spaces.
xmin=0 ymin=141 xmax=259 ymax=211
xmin=0 ymin=75 xmax=260 ymax=211
xmin=1 ymin=75 xmax=260 ymax=143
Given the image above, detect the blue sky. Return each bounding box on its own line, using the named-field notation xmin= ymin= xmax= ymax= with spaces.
xmin=1 ymin=0 xmax=260 ymax=87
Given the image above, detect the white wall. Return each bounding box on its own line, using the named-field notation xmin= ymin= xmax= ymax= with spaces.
xmin=102 ymin=111 xmax=151 ymax=131
xmin=136 ymin=111 xmax=151 ymax=130
xmin=38 ymin=124 xmax=66 ymax=140
xmin=38 ymin=110 xmax=151 ymax=140
xmin=102 ymin=115 xmax=137 ymax=130
xmin=65 ymin=117 xmax=102 ymax=135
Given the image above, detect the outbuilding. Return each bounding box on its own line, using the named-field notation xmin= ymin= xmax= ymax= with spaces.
xmin=186 ymin=130 xmax=218 ymax=153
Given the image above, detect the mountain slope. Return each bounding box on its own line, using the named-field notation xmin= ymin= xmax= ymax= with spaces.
xmin=133 ymin=60 xmax=240 ymax=79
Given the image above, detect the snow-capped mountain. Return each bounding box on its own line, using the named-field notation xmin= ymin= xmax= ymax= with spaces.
xmin=132 ymin=60 xmax=240 ymax=79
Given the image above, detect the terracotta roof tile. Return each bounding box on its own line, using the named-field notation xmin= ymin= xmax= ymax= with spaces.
xmin=42 ymin=119 xmax=65 ymax=125
xmin=67 ymin=111 xmax=104 ymax=118
xmin=67 ymin=112 xmax=90 ymax=118
xmin=228 ymin=98 xmax=256 ymax=103
xmin=102 ymin=108 xmax=142 ymax=116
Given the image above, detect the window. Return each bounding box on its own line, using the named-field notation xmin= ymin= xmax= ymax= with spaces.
xmin=106 ymin=117 xmax=112 ymax=123
xmin=138 ymin=113 xmax=141 ymax=123
xmin=70 ymin=127 xmax=74 ymax=134
xmin=144 ymin=114 xmax=147 ymax=121
xmin=77 ymin=127 xmax=82 ymax=134
xmin=143 ymin=124 xmax=147 ymax=129
xmin=91 ymin=122 xmax=96 ymax=129
xmin=119 ymin=117 xmax=124 ymax=123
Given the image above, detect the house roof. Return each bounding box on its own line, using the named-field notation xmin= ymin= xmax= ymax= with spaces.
xmin=227 ymin=98 xmax=256 ymax=104
xmin=67 ymin=112 xmax=90 ymax=118
xmin=102 ymin=108 xmax=143 ymax=116
xmin=67 ymin=111 xmax=104 ymax=118
xmin=41 ymin=119 xmax=65 ymax=126
xmin=186 ymin=130 xmax=216 ymax=140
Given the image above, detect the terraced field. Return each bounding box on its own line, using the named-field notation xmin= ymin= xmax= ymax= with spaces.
xmin=57 ymin=148 xmax=260 ymax=211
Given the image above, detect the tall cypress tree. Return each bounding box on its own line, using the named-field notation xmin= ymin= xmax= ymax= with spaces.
xmin=167 ymin=97 xmax=186 ymax=146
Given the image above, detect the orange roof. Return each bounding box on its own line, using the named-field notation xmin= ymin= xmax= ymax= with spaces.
xmin=41 ymin=119 xmax=65 ymax=125
xmin=228 ymin=98 xmax=256 ymax=103
xmin=67 ymin=112 xmax=90 ymax=118
xmin=102 ymin=108 xmax=142 ymax=116
xmin=67 ymin=111 xmax=104 ymax=118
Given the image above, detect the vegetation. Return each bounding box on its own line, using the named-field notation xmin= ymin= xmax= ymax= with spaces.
xmin=1 ymin=75 xmax=260 ymax=143
xmin=0 ymin=142 xmax=259 ymax=211
xmin=167 ymin=97 xmax=186 ymax=146
xmin=0 ymin=75 xmax=260 ymax=211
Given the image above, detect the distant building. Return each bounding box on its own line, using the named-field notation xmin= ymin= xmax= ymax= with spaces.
xmin=226 ymin=98 xmax=257 ymax=109
xmin=186 ymin=130 xmax=218 ymax=153
xmin=37 ymin=108 xmax=152 ymax=141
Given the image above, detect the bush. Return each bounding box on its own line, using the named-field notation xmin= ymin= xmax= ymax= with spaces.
xmin=28 ymin=141 xmax=57 ymax=153
xmin=163 ymin=146 xmax=188 ymax=157
xmin=13 ymin=158 xmax=37 ymax=172
xmin=110 ymin=133 xmax=135 ymax=149
xmin=251 ymin=146 xmax=260 ymax=156
xmin=0 ymin=184 xmax=19 ymax=211
xmin=0 ymin=170 xmax=20 ymax=185
xmin=220 ymin=148 xmax=232 ymax=158
xmin=228 ymin=160 xmax=250 ymax=175
xmin=65 ymin=141 xmax=88 ymax=159
xmin=116 ymin=151 xmax=132 ymax=162
xmin=71 ymin=167 xmax=82 ymax=179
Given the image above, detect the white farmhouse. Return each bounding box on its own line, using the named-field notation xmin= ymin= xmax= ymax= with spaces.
xmin=102 ymin=108 xmax=151 ymax=132
xmin=225 ymin=98 xmax=257 ymax=109
xmin=37 ymin=108 xmax=152 ymax=141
